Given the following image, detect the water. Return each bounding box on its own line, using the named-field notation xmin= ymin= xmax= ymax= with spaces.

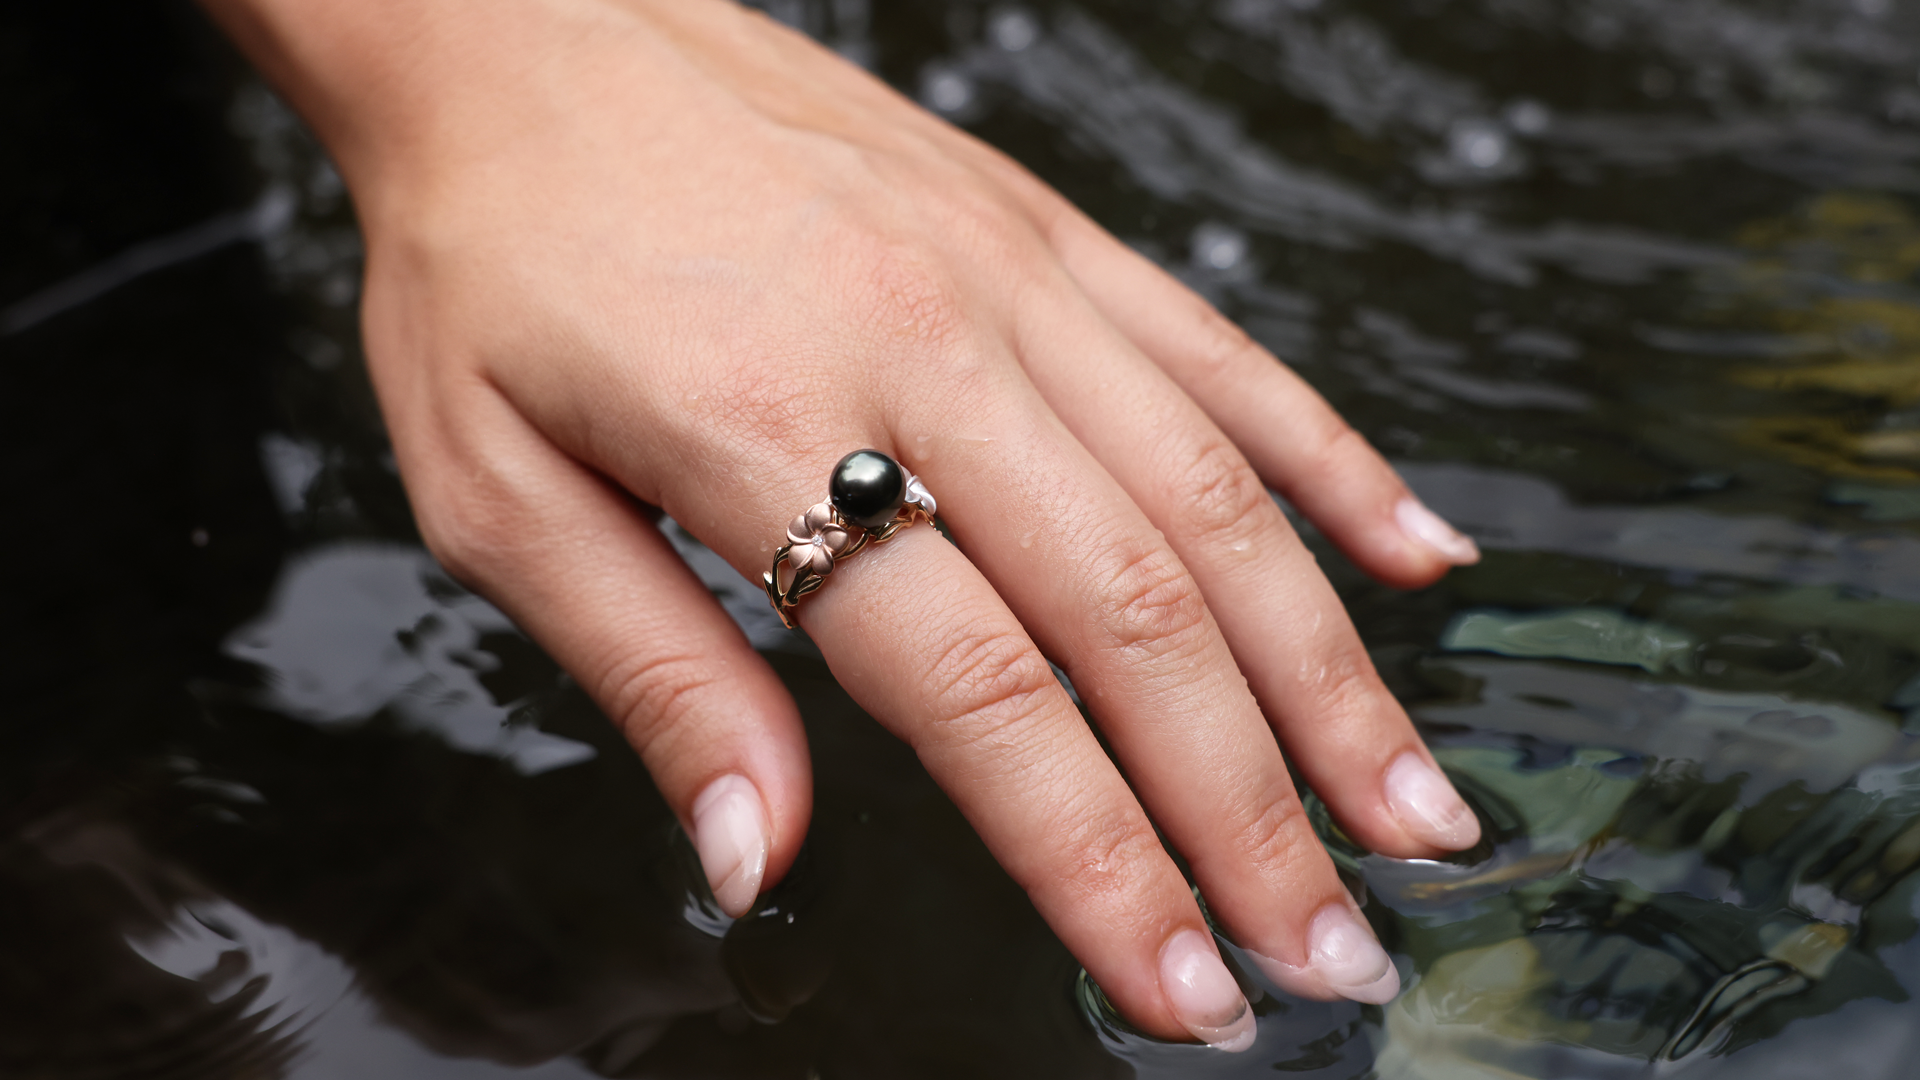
xmin=4 ymin=0 xmax=1919 ymax=1076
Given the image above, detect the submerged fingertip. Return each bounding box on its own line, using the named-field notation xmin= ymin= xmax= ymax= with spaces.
xmin=1332 ymin=962 xmax=1402 ymax=1005
xmin=1308 ymin=905 xmax=1399 ymax=1005
xmin=1384 ymin=752 xmax=1482 ymax=851
xmin=1159 ymin=928 xmax=1257 ymax=1052
xmin=1246 ymin=948 xmax=1329 ymax=1001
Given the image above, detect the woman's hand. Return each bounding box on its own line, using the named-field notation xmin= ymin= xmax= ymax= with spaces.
xmin=204 ymin=0 xmax=1482 ymax=1049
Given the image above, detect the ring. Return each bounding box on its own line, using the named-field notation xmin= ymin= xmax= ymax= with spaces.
xmin=764 ymin=449 xmax=937 ymax=630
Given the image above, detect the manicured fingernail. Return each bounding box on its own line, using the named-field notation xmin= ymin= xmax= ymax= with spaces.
xmin=1395 ymin=497 xmax=1479 ymax=565
xmin=1159 ymin=929 xmax=1256 ymax=1052
xmin=1385 ymin=752 xmax=1482 ymax=850
xmin=691 ymin=774 xmax=769 ymax=918
xmin=1308 ymin=905 xmax=1399 ymax=1004
xmin=1244 ymin=949 xmax=1317 ymax=1000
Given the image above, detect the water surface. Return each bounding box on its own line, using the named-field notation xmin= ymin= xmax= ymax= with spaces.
xmin=5 ymin=0 xmax=1920 ymax=1076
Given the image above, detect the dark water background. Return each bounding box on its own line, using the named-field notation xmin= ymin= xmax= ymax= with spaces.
xmin=6 ymin=0 xmax=1920 ymax=1076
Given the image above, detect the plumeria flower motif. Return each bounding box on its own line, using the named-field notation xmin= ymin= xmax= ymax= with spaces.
xmin=786 ymin=502 xmax=853 ymax=577
xmin=903 ymin=472 xmax=936 ymax=517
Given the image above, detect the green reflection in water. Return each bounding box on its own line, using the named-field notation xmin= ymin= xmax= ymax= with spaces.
xmin=1296 ymin=641 xmax=1920 ymax=1077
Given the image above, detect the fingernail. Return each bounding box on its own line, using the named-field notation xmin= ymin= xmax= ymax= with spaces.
xmin=691 ymin=774 xmax=769 ymax=918
xmin=1384 ymin=752 xmax=1482 ymax=850
xmin=1308 ymin=905 xmax=1399 ymax=1005
xmin=1244 ymin=949 xmax=1319 ymax=1000
xmin=1159 ymin=929 xmax=1257 ymax=1052
xmin=1395 ymin=497 xmax=1479 ymax=565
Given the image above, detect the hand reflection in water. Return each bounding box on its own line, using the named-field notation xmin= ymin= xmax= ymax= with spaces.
xmin=200 ymin=0 xmax=1482 ymax=1048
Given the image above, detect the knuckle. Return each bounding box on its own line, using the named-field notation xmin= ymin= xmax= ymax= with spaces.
xmin=598 ymin=648 xmax=729 ymax=755
xmin=412 ymin=475 xmax=516 ymax=589
xmin=1305 ymin=647 xmax=1379 ymax=720
xmin=1301 ymin=417 xmax=1373 ymax=481
xmin=1169 ymin=437 xmax=1273 ymax=551
xmin=941 ymin=187 xmax=1043 ymax=273
xmin=416 ymin=510 xmax=488 ymax=588
xmin=1050 ymin=808 xmax=1164 ymax=908
xmin=1188 ymin=305 xmax=1263 ymax=381
xmin=921 ymin=629 xmax=1060 ymax=750
xmin=1096 ymin=545 xmax=1211 ymax=658
xmin=843 ymin=232 xmax=970 ymax=355
xmin=1231 ymin=793 xmax=1311 ymax=876
xmin=702 ymin=373 xmax=843 ymax=463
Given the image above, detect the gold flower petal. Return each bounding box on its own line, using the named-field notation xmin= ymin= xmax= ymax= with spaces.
xmin=821 ymin=525 xmax=852 ymax=554
xmin=805 ymin=503 xmax=836 ymax=532
xmin=804 ymin=543 xmax=835 ymax=576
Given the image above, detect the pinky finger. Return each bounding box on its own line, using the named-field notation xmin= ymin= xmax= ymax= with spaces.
xmin=394 ymin=381 xmax=812 ymax=917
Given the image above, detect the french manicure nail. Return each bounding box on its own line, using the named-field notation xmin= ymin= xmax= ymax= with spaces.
xmin=1159 ymin=929 xmax=1257 ymax=1052
xmin=1395 ymin=497 xmax=1480 ymax=565
xmin=1308 ymin=905 xmax=1399 ymax=1005
xmin=1385 ymin=752 xmax=1482 ymax=850
xmin=691 ymin=774 xmax=769 ymax=918
xmin=1244 ymin=948 xmax=1319 ymax=1000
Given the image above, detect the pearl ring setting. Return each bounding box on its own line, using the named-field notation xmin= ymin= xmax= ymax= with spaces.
xmin=764 ymin=449 xmax=936 ymax=629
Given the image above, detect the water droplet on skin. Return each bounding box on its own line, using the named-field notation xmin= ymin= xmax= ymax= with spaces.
xmin=1020 ymin=533 xmax=1035 ymax=549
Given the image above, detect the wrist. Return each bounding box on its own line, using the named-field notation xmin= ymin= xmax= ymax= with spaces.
xmin=197 ymin=0 xmax=708 ymax=224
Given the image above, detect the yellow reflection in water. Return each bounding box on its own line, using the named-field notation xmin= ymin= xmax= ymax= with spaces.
xmin=1721 ymin=194 xmax=1920 ymax=479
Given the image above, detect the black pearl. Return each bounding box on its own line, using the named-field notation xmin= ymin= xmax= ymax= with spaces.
xmin=830 ymin=449 xmax=906 ymax=530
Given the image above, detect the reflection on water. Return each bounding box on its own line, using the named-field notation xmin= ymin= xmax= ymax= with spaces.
xmin=224 ymin=544 xmax=598 ymax=774
xmin=1351 ymin=647 xmax=1920 ymax=1077
xmin=4 ymin=0 xmax=1920 ymax=1076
